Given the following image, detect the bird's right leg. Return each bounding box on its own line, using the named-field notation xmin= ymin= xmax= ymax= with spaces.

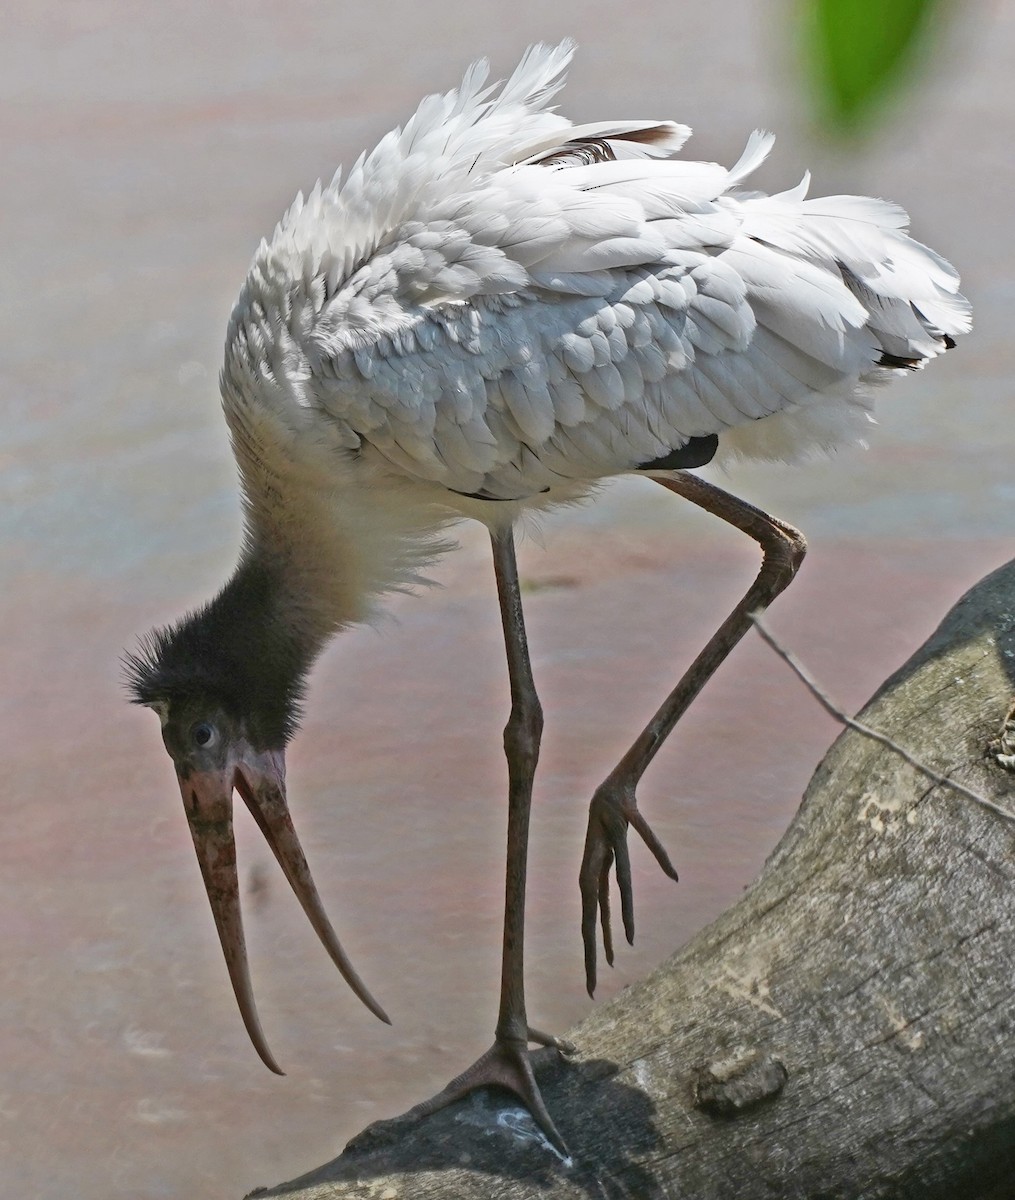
xmin=579 ymin=472 xmax=807 ymax=995
xmin=349 ymin=525 xmax=574 ymax=1157
xmin=397 ymin=526 xmax=574 ymax=1151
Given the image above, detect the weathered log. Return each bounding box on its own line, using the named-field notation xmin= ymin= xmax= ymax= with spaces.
xmin=252 ymin=558 xmax=1015 ymax=1200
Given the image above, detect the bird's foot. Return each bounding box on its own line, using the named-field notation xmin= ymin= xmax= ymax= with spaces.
xmin=346 ymin=1029 xmax=576 ymax=1158
xmin=579 ymin=781 xmax=679 ymax=996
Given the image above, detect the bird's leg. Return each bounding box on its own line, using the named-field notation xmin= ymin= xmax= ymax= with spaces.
xmin=580 ymin=472 xmax=806 ymax=995
xmin=355 ymin=526 xmax=573 ymax=1157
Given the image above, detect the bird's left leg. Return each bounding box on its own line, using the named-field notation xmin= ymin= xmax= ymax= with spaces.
xmin=580 ymin=472 xmax=806 ymax=995
xmin=354 ymin=525 xmax=574 ymax=1157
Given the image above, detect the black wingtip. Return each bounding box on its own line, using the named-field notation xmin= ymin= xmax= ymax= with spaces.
xmin=638 ymin=434 xmax=719 ymax=472
xmin=877 ymin=351 xmax=922 ymax=371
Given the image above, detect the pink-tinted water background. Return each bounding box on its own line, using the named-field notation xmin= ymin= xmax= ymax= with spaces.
xmin=3 ymin=2 xmax=1012 ymax=1195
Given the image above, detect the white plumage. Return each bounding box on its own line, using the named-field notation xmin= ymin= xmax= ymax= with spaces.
xmin=222 ymin=40 xmax=968 ymax=613
xmin=133 ymin=42 xmax=969 ymax=1152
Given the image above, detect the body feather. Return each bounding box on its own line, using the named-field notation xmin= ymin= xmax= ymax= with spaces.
xmin=219 ymin=42 xmax=969 ymax=617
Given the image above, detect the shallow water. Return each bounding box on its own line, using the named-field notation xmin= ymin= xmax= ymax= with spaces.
xmin=2 ymin=3 xmax=1012 ymax=1196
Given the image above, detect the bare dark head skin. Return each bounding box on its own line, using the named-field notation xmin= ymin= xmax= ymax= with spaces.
xmin=126 ymin=560 xmax=389 ymax=1073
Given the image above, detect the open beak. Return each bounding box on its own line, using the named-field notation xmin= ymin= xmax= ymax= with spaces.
xmin=179 ymin=745 xmax=390 ymax=1074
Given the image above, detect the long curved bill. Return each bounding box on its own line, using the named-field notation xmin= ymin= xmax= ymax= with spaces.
xmin=180 ymin=746 xmax=390 ymax=1074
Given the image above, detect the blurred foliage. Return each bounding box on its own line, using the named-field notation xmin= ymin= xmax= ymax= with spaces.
xmin=799 ymin=0 xmax=949 ymax=135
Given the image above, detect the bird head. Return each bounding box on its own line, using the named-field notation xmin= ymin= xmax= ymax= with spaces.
xmin=125 ymin=584 xmax=389 ymax=1073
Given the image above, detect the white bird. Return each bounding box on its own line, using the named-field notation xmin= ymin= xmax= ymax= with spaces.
xmin=127 ymin=41 xmax=970 ymax=1154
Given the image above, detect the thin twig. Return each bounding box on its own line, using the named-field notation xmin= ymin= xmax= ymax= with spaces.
xmin=749 ymin=611 xmax=1015 ymax=824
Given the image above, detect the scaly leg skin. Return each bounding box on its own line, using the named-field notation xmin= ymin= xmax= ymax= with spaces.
xmin=348 ymin=526 xmax=575 ymax=1159
xmin=580 ymin=472 xmax=807 ymax=996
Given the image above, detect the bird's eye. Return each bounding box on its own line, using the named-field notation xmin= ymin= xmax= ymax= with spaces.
xmin=191 ymin=721 xmax=217 ymax=749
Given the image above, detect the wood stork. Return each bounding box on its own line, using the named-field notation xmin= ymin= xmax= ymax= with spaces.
xmin=126 ymin=41 xmax=969 ymax=1154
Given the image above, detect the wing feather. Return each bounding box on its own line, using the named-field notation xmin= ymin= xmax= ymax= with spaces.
xmin=223 ymin=43 xmax=970 ymax=500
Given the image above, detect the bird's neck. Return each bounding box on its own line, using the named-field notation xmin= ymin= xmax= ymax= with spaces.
xmin=240 ymin=487 xmax=455 ymax=641
xmin=236 ymin=455 xmax=458 ymax=642
xmin=222 ymin=373 xmax=458 ymax=638
xmin=222 ymin=551 xmax=316 ymax=647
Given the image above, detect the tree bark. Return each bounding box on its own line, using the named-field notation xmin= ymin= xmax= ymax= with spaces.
xmin=252 ymin=558 xmax=1015 ymax=1200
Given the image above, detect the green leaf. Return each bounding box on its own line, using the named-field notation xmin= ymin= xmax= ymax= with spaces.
xmin=800 ymin=0 xmax=946 ymax=133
